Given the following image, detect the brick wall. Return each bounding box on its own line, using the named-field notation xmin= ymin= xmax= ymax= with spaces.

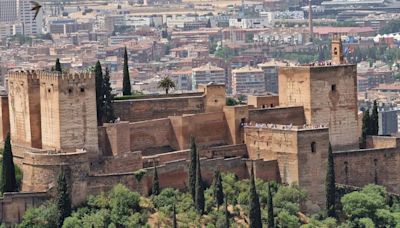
xmin=366 ymin=135 xmax=400 ymax=149
xmin=113 ymin=95 xmax=205 ymax=122
xmin=129 ymin=118 xmax=178 ymax=154
xmin=0 ymin=192 xmax=49 ymax=225
xmin=248 ymin=106 xmax=306 ymax=125
xmin=334 ymin=148 xmax=400 ymax=194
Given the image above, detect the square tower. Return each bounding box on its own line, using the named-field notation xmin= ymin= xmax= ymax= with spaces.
xmin=8 ymin=71 xmax=42 ymax=149
xmin=39 ymin=72 xmax=99 ymax=155
xmin=279 ymin=65 xmax=358 ymax=150
xmin=331 ymin=35 xmax=344 ymax=65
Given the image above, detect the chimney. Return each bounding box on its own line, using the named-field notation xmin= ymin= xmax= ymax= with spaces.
xmin=308 ymin=0 xmax=313 ymax=42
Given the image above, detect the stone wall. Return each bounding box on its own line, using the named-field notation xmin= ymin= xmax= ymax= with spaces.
xmin=88 ymin=156 xmax=254 ymax=197
xmin=113 ymin=95 xmax=205 ymax=122
xmin=366 ymin=135 xmax=400 ymax=149
xmin=21 ymin=150 xmax=90 ymax=205
xmin=141 ymin=144 xmax=248 ymax=168
xmin=0 ymin=96 xmax=10 ymax=143
xmin=334 ymin=148 xmax=400 ymax=194
xmin=248 ymin=95 xmax=279 ymax=109
xmin=0 ymin=192 xmax=49 ymax=225
xmin=129 ymin=118 xmax=178 ymax=154
xmin=92 ymin=151 xmax=143 ymax=174
xmin=248 ymin=106 xmax=306 ymax=125
xmin=170 ymin=112 xmax=230 ymax=150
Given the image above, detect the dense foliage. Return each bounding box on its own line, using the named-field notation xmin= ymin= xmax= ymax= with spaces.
xmin=17 ymin=174 xmax=400 ymax=227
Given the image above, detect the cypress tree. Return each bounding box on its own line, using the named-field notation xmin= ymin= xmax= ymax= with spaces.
xmin=103 ymin=67 xmax=115 ymax=123
xmin=55 ymin=58 xmax=62 ymax=72
xmin=360 ymin=109 xmax=370 ymax=148
xmin=152 ymin=163 xmax=160 ymax=196
xmin=267 ymin=182 xmax=274 ymax=228
xmin=371 ymin=100 xmax=379 ymax=135
xmin=213 ymin=170 xmax=224 ymax=210
xmin=173 ymin=204 xmax=177 ymax=228
xmin=94 ymin=61 xmax=104 ymax=126
xmin=326 ymin=143 xmax=336 ymax=218
xmin=1 ymin=133 xmax=17 ymax=193
xmin=188 ymin=135 xmax=197 ymax=201
xmin=225 ymin=194 xmax=230 ymax=228
xmin=249 ymin=164 xmax=262 ymax=228
xmin=195 ymin=153 xmax=205 ymax=214
xmin=56 ymin=169 xmax=71 ymax=228
xmin=122 ymin=47 xmax=132 ymax=96
xmin=248 ymin=163 xmax=262 ymax=228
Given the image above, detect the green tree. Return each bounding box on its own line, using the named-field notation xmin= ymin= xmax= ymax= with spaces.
xmin=188 ymin=135 xmax=197 ymax=201
xmin=195 ymin=153 xmax=205 ymax=214
xmin=173 ymin=204 xmax=177 ymax=228
xmin=56 ymin=169 xmax=71 ymax=228
xmin=95 ymin=61 xmax=104 ymax=126
xmin=213 ymin=170 xmax=224 ymax=210
xmin=248 ymin=163 xmax=262 ymax=228
xmin=1 ymin=133 xmax=17 ymax=193
xmin=341 ymin=184 xmax=387 ymax=225
xmin=152 ymin=163 xmax=160 ymax=196
xmin=225 ymin=194 xmax=230 ymax=228
xmin=102 ymin=67 xmax=115 ymax=123
xmin=371 ymin=100 xmax=379 ymax=135
xmin=19 ymin=201 xmax=58 ymax=228
xmin=215 ymin=47 xmax=236 ymax=61
xmin=360 ymin=109 xmax=370 ymax=149
xmin=267 ymin=182 xmax=275 ymax=228
xmin=326 ymin=143 xmax=336 ymax=218
xmin=226 ymin=97 xmax=238 ymax=106
xmin=122 ymin=47 xmax=132 ymax=96
xmin=55 ymin=58 xmax=62 ymax=72
xmin=158 ymin=76 xmax=175 ymax=94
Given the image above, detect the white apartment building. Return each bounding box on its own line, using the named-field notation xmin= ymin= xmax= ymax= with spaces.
xmin=19 ymin=0 xmax=43 ymax=36
xmin=192 ymin=63 xmax=225 ymax=90
xmin=229 ymin=18 xmax=270 ymax=29
xmin=0 ymin=0 xmax=18 ymax=22
xmin=232 ymin=65 xmax=265 ymax=95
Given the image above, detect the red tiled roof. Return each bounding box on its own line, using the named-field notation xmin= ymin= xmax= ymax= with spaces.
xmin=313 ymin=26 xmax=375 ymax=35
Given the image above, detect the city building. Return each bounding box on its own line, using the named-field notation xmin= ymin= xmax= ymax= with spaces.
xmin=232 ymin=65 xmax=265 ymax=95
xmin=378 ymin=107 xmax=400 ymax=135
xmin=192 ymin=63 xmax=226 ymax=90
xmin=19 ymin=0 xmax=43 ymax=36
xmin=0 ymin=0 xmax=18 ymax=22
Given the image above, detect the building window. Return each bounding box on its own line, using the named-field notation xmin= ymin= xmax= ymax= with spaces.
xmin=80 ymin=87 xmax=85 ymax=92
xmin=311 ymin=142 xmax=316 ymax=153
xmin=334 ymin=47 xmax=338 ymax=55
xmin=331 ymin=84 xmax=336 ymax=92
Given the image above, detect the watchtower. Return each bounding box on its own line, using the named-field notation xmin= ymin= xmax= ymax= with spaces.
xmin=331 ymin=34 xmax=344 ymax=65
xmin=39 ymin=72 xmax=99 ymax=156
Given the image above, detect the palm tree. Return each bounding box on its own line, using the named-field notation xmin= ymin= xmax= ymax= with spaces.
xmin=158 ymin=76 xmax=175 ymax=94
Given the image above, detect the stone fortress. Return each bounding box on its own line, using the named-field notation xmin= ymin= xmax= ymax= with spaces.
xmin=1 ymin=37 xmax=400 ymax=224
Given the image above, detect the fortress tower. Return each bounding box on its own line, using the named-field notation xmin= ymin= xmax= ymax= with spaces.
xmin=279 ymin=39 xmax=358 ymax=150
xmin=6 ymin=71 xmax=98 ymax=203
xmin=8 ymin=72 xmax=42 ymax=150
xmin=39 ymin=72 xmax=98 ymax=155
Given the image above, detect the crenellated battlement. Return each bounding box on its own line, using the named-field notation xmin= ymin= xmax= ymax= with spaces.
xmin=38 ymin=71 xmax=94 ymax=83
xmin=8 ymin=71 xmax=94 ymax=84
xmin=8 ymin=71 xmax=40 ymax=83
